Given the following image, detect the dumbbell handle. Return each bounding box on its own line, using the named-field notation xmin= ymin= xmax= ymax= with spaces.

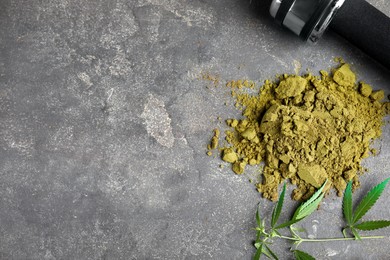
xmin=330 ymin=0 xmax=390 ymax=70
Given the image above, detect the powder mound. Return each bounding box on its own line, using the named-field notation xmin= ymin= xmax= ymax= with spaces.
xmin=209 ymin=63 xmax=389 ymax=201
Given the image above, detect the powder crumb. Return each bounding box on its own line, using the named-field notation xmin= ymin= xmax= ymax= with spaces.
xmin=222 ymin=148 xmax=238 ymax=163
xmin=333 ymin=64 xmax=356 ymax=87
xmin=359 ymin=82 xmax=372 ymax=97
xmin=233 ymin=160 xmax=247 ymax=175
xmin=207 ymin=128 xmax=220 ymax=150
xmin=370 ymin=90 xmax=385 ymax=101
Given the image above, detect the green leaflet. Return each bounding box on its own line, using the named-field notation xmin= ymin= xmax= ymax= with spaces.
xmin=253 ymin=243 xmax=262 ymax=260
xmin=293 ymin=180 xmax=327 ymax=220
xmin=343 ymin=181 xmax=353 ymax=225
xmin=271 ymin=183 xmax=286 ymax=228
xmin=261 ymin=246 xmax=273 ymax=259
xmin=352 ymin=178 xmax=390 ymax=224
xmin=256 ymin=206 xmax=261 ymax=227
xmin=276 ymin=181 xmax=327 ymax=229
xmin=355 ymin=220 xmax=390 ymax=231
xmin=275 ymin=218 xmax=302 ymax=230
xmin=264 ymin=244 xmax=279 ymax=260
xmin=293 ymin=250 xmax=315 ymax=260
xmin=256 ymin=205 xmax=265 ymax=241
xmin=294 ymin=193 xmax=325 ymax=220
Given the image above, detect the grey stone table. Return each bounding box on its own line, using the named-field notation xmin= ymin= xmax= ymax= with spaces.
xmin=1 ymin=0 xmax=389 ymax=259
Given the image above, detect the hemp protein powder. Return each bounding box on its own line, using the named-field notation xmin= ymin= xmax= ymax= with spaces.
xmin=208 ymin=63 xmax=390 ymax=201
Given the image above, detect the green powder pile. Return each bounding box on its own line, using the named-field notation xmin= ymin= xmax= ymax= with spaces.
xmin=208 ymin=63 xmax=390 ymax=201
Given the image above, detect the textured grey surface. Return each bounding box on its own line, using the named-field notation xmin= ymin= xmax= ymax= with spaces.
xmin=0 ymin=0 xmax=389 ymax=259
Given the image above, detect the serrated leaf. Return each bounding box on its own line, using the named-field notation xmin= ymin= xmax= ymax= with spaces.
xmin=264 ymin=244 xmax=279 ymax=260
xmin=300 ymin=180 xmax=327 ymax=210
xmin=343 ymin=181 xmax=353 ymax=225
xmin=294 ymin=193 xmax=325 ymax=220
xmin=293 ymin=250 xmax=315 ymax=260
xmin=293 ymin=180 xmax=327 ymax=220
xmin=352 ymin=178 xmax=390 ymax=224
xmin=256 ymin=205 xmax=261 ymax=227
xmin=253 ymin=243 xmax=262 ymax=260
xmin=275 ymin=218 xmax=302 ymax=230
xmin=261 ymin=246 xmax=272 ymax=259
xmin=276 ymin=181 xmax=327 ymax=229
xmin=355 ymin=220 xmax=390 ymax=231
xmin=271 ymin=183 xmax=286 ymax=228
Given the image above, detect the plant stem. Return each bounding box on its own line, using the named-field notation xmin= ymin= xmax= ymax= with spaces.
xmin=278 ymin=235 xmax=384 ymax=242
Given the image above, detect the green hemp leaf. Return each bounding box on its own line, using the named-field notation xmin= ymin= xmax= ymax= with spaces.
xmin=343 ymin=178 xmax=390 ymax=239
xmin=253 ymin=178 xmax=390 ymax=260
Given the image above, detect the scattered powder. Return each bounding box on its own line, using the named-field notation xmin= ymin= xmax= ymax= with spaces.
xmin=226 ymin=79 xmax=256 ymax=89
xmin=207 ymin=63 xmax=389 ymax=201
xmin=202 ymin=72 xmax=220 ymax=87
